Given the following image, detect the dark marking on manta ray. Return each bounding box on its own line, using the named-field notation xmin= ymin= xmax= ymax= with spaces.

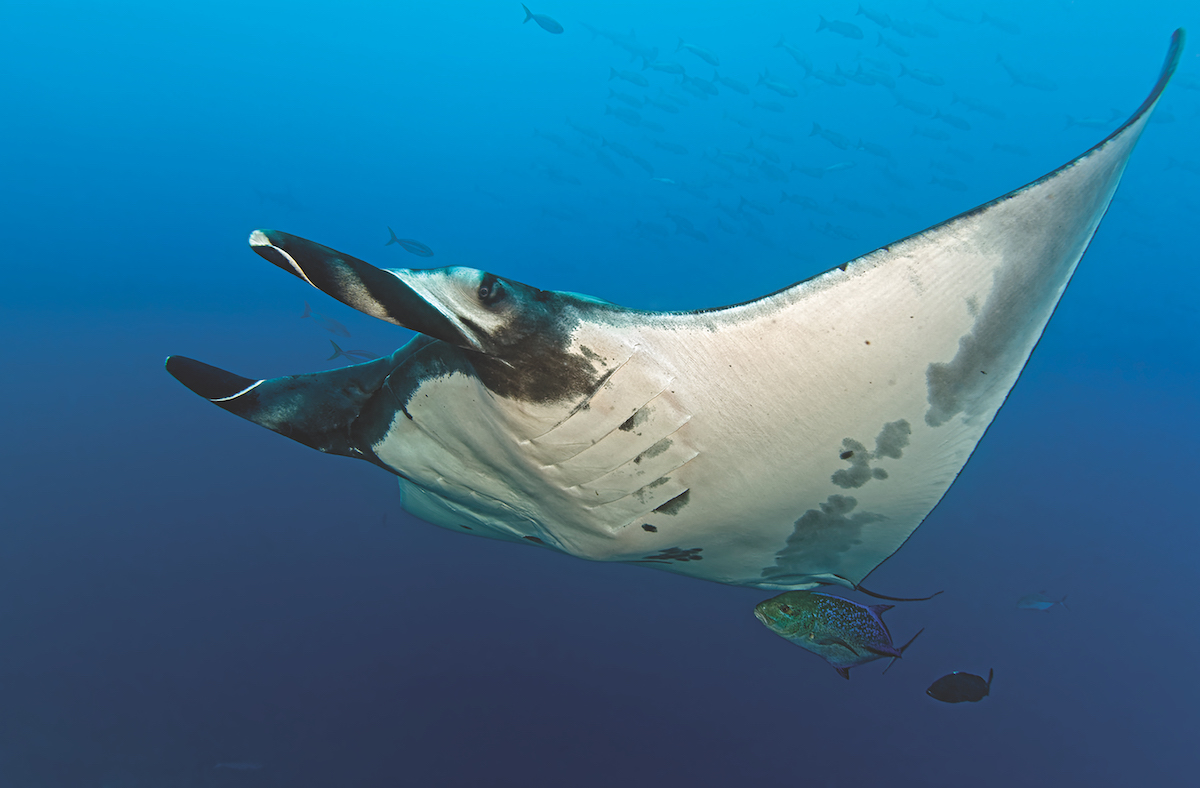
xmin=761 ymin=495 xmax=884 ymax=582
xmin=619 ymin=407 xmax=650 ymax=433
xmin=523 ymin=536 xmax=545 ymax=544
xmin=460 ymin=525 xmax=473 ymax=530
xmin=832 ymin=420 xmax=911 ymax=489
xmin=634 ymin=546 xmax=703 ymax=563
xmin=654 ymin=489 xmax=690 ymax=515
xmin=642 ymin=523 xmax=658 ymax=532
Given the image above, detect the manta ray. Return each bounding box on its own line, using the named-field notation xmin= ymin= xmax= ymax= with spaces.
xmin=168 ymin=32 xmax=1183 ymax=592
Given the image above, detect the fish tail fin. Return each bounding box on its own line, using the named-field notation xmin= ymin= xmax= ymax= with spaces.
xmin=780 ymin=191 xmax=787 ymax=203
xmin=1059 ymin=595 xmax=1069 ymax=611
xmin=883 ymin=626 xmax=926 ymax=675
xmin=609 ymin=67 xmax=617 ymax=80
xmin=774 ymin=35 xmax=785 ymax=48
xmin=835 ymin=666 xmax=850 ymax=680
xmin=327 ymin=340 xmax=343 ymax=360
xmin=521 ymin=4 xmax=532 ymax=23
xmin=676 ymin=37 xmax=684 ymax=52
xmin=301 ymin=301 xmax=312 ymax=318
xmin=817 ymin=16 xmax=828 ymax=32
xmin=877 ymin=32 xmax=883 ymax=47
xmin=810 ymin=122 xmax=821 ymax=135
xmin=385 ymin=226 xmax=400 ymax=245
xmin=899 ymin=63 xmax=909 ymax=77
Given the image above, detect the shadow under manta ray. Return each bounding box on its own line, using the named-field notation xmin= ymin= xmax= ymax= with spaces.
xmin=167 ymin=32 xmax=1183 ymax=592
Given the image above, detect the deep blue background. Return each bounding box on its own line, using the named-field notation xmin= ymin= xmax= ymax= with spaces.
xmin=2 ymin=1 xmax=1198 ymax=785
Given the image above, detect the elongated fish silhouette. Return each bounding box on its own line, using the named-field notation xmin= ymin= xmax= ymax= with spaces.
xmin=167 ymin=33 xmax=1183 ymax=592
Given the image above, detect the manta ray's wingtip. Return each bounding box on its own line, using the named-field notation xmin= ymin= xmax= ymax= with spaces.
xmin=248 ymin=229 xmax=274 ymax=247
xmin=165 ymin=355 xmax=261 ymax=403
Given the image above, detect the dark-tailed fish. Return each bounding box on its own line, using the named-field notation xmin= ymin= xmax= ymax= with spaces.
xmin=929 ymin=2 xmax=974 ymax=23
xmin=893 ymin=92 xmax=935 ymax=116
xmin=857 ymin=139 xmax=893 ymax=160
xmin=677 ymin=181 xmax=709 ymax=200
xmin=952 ymin=92 xmax=1006 ymax=119
xmin=861 ymin=66 xmax=895 ymax=88
xmin=913 ymin=21 xmax=940 ymax=38
xmin=997 ymin=54 xmax=1058 ymax=91
xmin=641 ymin=120 xmax=665 ymax=134
xmin=758 ymin=73 xmax=798 ymax=98
xmin=648 ymin=97 xmax=681 ymax=114
xmin=601 ymin=138 xmax=639 ymax=160
xmin=607 ymin=88 xmax=645 ymax=108
xmin=521 ymin=4 xmax=563 ymax=35
xmin=855 ymin=4 xmax=892 ymax=29
xmin=900 ymin=64 xmax=945 ymax=86
xmin=889 ymin=17 xmax=917 ymax=38
xmin=754 ymin=590 xmax=923 ymax=679
xmin=678 ymin=227 xmax=709 ymax=243
xmin=811 ymin=122 xmax=852 ymax=150
xmin=644 ymin=61 xmax=686 ymax=75
xmin=566 ymin=116 xmax=601 ymax=140
xmin=635 ymin=220 xmax=669 ymax=238
xmin=773 ymin=36 xmax=812 ymax=71
xmin=757 ymin=161 xmax=789 ymax=182
xmin=594 ymin=150 xmax=623 ymax=177
xmin=933 ymin=110 xmax=971 ymax=131
xmin=739 ymin=195 xmax=774 ymax=215
xmin=723 ymin=110 xmax=753 ymax=128
xmin=327 ymin=340 xmax=379 ymax=363
xmin=982 ymin=12 xmax=1021 ymax=35
xmin=713 ymin=148 xmax=750 ymax=164
xmin=533 ymin=129 xmax=567 ymax=148
xmin=676 ymin=38 xmax=719 ymax=66
xmin=665 ymin=211 xmax=695 ymax=232
xmin=714 ymin=71 xmax=750 ymax=94
xmin=817 ymin=16 xmax=864 ymax=40
xmin=877 ymin=33 xmax=909 ymax=57
xmin=684 ymin=74 xmax=718 ymax=96
xmin=604 ymin=105 xmax=642 ymax=126
xmin=927 ymin=669 xmax=993 ymax=703
xmin=385 ymin=227 xmax=434 ymax=257
xmin=609 ymin=67 xmax=649 ymax=87
xmin=838 ymin=65 xmax=876 ymax=87
xmin=1016 ymin=592 xmax=1068 ymax=611
xmin=301 ymin=301 xmax=350 ymax=338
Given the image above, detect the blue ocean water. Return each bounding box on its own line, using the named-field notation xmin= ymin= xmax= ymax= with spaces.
xmin=2 ymin=0 xmax=1198 ymax=785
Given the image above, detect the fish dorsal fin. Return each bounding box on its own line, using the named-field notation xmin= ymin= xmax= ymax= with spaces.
xmin=835 ymin=666 xmax=851 ymax=680
xmin=869 ymin=604 xmax=894 ymax=615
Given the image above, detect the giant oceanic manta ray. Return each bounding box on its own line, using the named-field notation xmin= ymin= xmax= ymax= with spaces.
xmin=168 ymin=32 xmax=1183 ymax=592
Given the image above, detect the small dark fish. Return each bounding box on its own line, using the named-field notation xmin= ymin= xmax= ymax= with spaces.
xmin=857 ymin=139 xmax=893 ymax=160
xmin=817 ymin=16 xmax=864 ymax=40
xmin=521 ymin=4 xmax=563 ymax=35
xmin=812 ymin=70 xmax=847 ymax=87
xmin=855 ymin=4 xmax=892 ymax=29
xmin=677 ymin=39 xmax=720 ymax=66
xmin=301 ymin=301 xmax=351 ymax=338
xmin=644 ymin=61 xmax=686 ymax=75
xmin=748 ymin=138 xmax=781 ymax=163
xmin=641 ymin=120 xmax=665 ymax=133
xmin=607 ymin=88 xmax=645 ymax=108
xmin=660 ymin=88 xmax=690 ymax=106
xmin=791 ymin=163 xmax=826 ymax=179
xmin=900 ymin=64 xmax=945 ymax=86
xmin=677 ymin=227 xmax=709 ymax=243
xmin=837 ymin=65 xmax=876 ymax=87
xmin=773 ymin=36 xmax=812 ymax=71
xmin=533 ymin=128 xmax=567 ymax=148
xmin=927 ymin=669 xmax=993 ymax=703
xmin=648 ymin=97 xmax=681 ymax=113
xmin=724 ymin=110 xmax=754 ymax=128
xmin=861 ymin=66 xmax=894 ymax=88
xmin=834 ymin=195 xmax=883 ymax=217
xmin=997 ymin=54 xmax=1058 ymax=91
xmin=889 ymin=17 xmax=917 ymax=38
xmin=758 ymin=70 xmax=798 ymax=97
xmin=877 ymin=33 xmax=909 ymax=57
xmin=933 ymin=110 xmax=971 ymax=131
xmin=684 ymin=75 xmax=719 ymax=96
xmin=714 ymin=199 xmax=741 ymax=219
xmin=879 ymin=166 xmax=914 ymax=190
xmin=610 ymin=67 xmax=649 ymax=87
xmin=385 ymin=227 xmax=434 ymax=256
xmin=594 ymin=150 xmax=624 ymax=177
xmin=714 ymin=71 xmax=751 ymax=94
xmin=780 ymin=191 xmax=824 ymax=212
xmin=912 ymin=22 xmax=940 ymax=38
xmin=811 ymin=122 xmax=852 ymax=150
xmin=604 ymin=105 xmax=642 ymax=127
xmin=739 ymin=195 xmax=775 ymax=216
xmin=677 ymin=181 xmax=709 ymax=200
xmin=713 ymin=148 xmax=750 ymax=165
xmin=894 ymin=92 xmax=934 ymax=116
xmin=716 ymin=217 xmax=739 ymax=235
xmin=812 ymin=220 xmax=857 ymax=241
xmin=757 ymin=160 xmax=789 ymax=182
xmin=929 ymin=158 xmax=957 ymax=175
xmin=928 ymin=2 xmax=974 ymax=23
xmin=952 ymin=92 xmax=1006 ymax=119
xmin=566 ymin=116 xmax=601 ymax=140
xmin=1016 ymin=592 xmax=1069 ymax=611
xmin=665 ymin=212 xmax=695 ymax=232
xmin=327 ymin=340 xmax=379 ymax=363
xmin=982 ymin=12 xmax=1021 ymax=35
xmin=945 ymin=145 xmax=974 ymax=162
xmin=635 ymin=220 xmax=669 ymax=238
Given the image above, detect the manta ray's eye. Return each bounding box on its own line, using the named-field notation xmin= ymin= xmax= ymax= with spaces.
xmin=477 ymin=273 xmax=505 ymax=306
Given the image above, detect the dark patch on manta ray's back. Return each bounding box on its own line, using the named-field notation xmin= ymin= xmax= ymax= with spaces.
xmin=832 ymin=420 xmax=911 ymax=489
xmin=466 ymin=288 xmax=612 ymax=405
xmin=654 ymin=489 xmax=690 ymax=515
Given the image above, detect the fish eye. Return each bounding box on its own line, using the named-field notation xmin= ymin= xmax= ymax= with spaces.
xmin=779 ymin=604 xmax=792 ymax=614
xmin=477 ymin=273 xmax=505 ymax=306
